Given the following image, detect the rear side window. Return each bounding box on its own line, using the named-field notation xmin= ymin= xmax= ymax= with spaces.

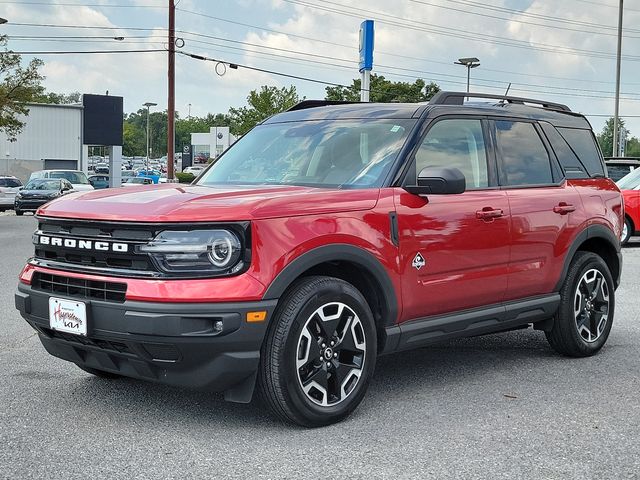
xmin=539 ymin=123 xmax=588 ymax=179
xmin=495 ymin=121 xmax=553 ymax=186
xmin=557 ymin=128 xmax=605 ymax=177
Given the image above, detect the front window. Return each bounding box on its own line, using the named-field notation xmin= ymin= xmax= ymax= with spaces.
xmin=197 ymin=120 xmax=416 ymax=189
xmin=49 ymin=171 xmax=89 ymax=184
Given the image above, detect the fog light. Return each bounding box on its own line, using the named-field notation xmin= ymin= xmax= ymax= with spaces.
xmin=213 ymin=320 xmax=224 ymax=332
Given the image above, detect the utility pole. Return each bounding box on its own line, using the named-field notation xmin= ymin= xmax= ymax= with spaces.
xmin=188 ymin=103 xmax=191 ymax=119
xmin=613 ymin=0 xmax=624 ymax=157
xmin=167 ymin=0 xmax=176 ymax=180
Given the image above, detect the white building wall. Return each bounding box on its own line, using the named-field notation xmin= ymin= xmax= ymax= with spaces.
xmin=0 ymin=103 xmax=82 ymax=180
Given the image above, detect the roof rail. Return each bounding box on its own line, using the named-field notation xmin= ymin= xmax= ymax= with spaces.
xmin=287 ymin=100 xmax=361 ymax=112
xmin=429 ymin=91 xmax=571 ymax=112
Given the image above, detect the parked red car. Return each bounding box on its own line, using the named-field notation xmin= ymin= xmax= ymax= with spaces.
xmin=16 ymin=92 xmax=623 ymax=427
xmin=616 ymin=168 xmax=640 ymax=244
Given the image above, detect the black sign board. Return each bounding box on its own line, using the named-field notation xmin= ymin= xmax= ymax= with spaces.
xmin=82 ymin=94 xmax=123 ymax=146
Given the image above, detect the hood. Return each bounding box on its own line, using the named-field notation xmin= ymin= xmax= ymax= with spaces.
xmin=37 ymin=183 xmax=380 ymax=222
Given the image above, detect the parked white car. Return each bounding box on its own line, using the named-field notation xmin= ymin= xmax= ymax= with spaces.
xmin=183 ymin=166 xmax=205 ymax=175
xmin=0 ymin=176 xmax=23 ymax=211
xmin=29 ymin=170 xmax=94 ymax=191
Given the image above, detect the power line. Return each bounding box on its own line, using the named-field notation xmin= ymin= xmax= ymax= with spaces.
xmin=0 ymin=1 xmax=165 ymax=8
xmin=407 ymin=0 xmax=640 ymax=39
xmin=2 ymin=48 xmax=165 ymax=54
xmin=177 ymin=50 xmax=354 ymax=88
xmin=280 ymin=0 xmax=640 ymax=61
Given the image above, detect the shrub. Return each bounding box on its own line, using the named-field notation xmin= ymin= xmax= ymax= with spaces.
xmin=176 ymin=172 xmax=195 ymax=183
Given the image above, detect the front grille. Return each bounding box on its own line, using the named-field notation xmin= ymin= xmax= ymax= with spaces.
xmin=33 ymin=272 xmax=127 ymax=302
xmin=33 ymin=217 xmax=156 ymax=276
xmin=42 ymin=327 xmax=133 ymax=354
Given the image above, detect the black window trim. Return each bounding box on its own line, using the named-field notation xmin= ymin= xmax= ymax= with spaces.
xmin=395 ymin=114 xmax=499 ymax=191
xmin=538 ymin=121 xmax=590 ymax=180
xmin=489 ymin=117 xmax=567 ymax=190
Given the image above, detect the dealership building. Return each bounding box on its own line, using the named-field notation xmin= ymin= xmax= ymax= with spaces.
xmin=190 ymin=126 xmax=236 ymax=162
xmin=0 ymin=94 xmax=124 ymax=184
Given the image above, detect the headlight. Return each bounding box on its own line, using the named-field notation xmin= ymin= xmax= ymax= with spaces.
xmin=137 ymin=229 xmax=244 ymax=275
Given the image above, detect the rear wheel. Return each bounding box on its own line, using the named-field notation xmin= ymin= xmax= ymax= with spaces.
xmin=621 ymin=217 xmax=632 ymax=245
xmin=15 ymin=210 xmax=23 ymax=216
xmin=258 ymin=276 xmax=377 ymax=427
xmin=76 ymin=364 xmax=121 ymax=379
xmin=546 ymin=251 xmax=614 ymax=357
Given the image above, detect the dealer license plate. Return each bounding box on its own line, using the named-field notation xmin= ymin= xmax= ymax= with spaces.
xmin=49 ymin=297 xmax=87 ymax=336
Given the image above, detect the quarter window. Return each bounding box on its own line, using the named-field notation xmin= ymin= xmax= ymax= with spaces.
xmin=496 ymin=121 xmax=553 ymax=186
xmin=415 ymin=119 xmax=489 ymax=189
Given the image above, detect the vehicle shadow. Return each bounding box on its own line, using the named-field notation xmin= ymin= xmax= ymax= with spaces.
xmin=74 ymin=329 xmax=558 ymax=429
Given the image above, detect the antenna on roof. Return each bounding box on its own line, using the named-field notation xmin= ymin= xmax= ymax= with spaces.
xmin=504 ymin=83 xmax=511 ymax=96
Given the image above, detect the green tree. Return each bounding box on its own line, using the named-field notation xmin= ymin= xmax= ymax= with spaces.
xmin=597 ymin=117 xmax=626 ymax=157
xmin=229 ymin=85 xmax=301 ymax=135
xmin=325 ymin=74 xmax=440 ymax=103
xmin=626 ymin=137 xmax=640 ymax=157
xmin=35 ymin=91 xmax=81 ymax=104
xmin=0 ymin=35 xmax=45 ymax=141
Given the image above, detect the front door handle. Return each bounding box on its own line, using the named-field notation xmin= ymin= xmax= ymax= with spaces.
xmin=476 ymin=207 xmax=504 ymax=220
xmin=553 ymin=202 xmax=576 ymax=215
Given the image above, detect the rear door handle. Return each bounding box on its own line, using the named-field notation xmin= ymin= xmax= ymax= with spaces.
xmin=553 ymin=203 xmax=576 ymax=215
xmin=476 ymin=207 xmax=504 ymax=220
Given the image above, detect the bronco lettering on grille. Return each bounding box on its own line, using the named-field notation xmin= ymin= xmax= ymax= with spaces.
xmin=37 ymin=235 xmax=129 ymax=253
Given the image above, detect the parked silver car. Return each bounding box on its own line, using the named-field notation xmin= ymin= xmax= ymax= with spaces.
xmin=0 ymin=176 xmax=23 ymax=211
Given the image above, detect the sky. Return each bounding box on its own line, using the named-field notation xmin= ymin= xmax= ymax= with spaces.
xmin=2 ymin=0 xmax=640 ymax=141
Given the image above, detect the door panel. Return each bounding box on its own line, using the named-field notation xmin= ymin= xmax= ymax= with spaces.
xmin=504 ymin=184 xmax=583 ymax=300
xmin=395 ymin=188 xmax=511 ymax=321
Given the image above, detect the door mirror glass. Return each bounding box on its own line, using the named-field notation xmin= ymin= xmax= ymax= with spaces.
xmin=405 ymin=166 xmax=466 ymax=195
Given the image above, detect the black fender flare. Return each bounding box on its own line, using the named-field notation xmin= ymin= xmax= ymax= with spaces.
xmin=262 ymin=244 xmax=399 ymax=326
xmin=554 ymin=224 xmax=622 ymax=291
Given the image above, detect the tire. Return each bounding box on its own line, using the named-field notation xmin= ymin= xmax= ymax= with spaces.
xmin=621 ymin=217 xmax=632 ymax=246
xmin=546 ymin=251 xmax=615 ymax=357
xmin=15 ymin=210 xmax=23 ymax=216
xmin=76 ymin=364 xmax=121 ymax=379
xmin=258 ymin=276 xmax=377 ymax=427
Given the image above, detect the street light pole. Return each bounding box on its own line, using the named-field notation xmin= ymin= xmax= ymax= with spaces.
xmin=454 ymin=57 xmax=481 ymax=94
xmin=613 ymin=0 xmax=624 ymax=157
xmin=143 ymin=102 xmax=157 ymax=171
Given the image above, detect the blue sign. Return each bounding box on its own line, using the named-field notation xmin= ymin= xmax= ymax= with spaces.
xmin=359 ymin=20 xmax=374 ymax=72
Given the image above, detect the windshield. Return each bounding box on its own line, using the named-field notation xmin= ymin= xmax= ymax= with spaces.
xmin=616 ymin=168 xmax=640 ymax=190
xmin=25 ymin=180 xmax=60 ymax=190
xmin=197 ymin=120 xmax=416 ymax=188
xmin=50 ymin=171 xmax=89 ymax=184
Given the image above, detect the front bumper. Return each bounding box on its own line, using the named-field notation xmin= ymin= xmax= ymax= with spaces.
xmin=15 ymin=198 xmax=49 ymax=211
xmin=15 ymin=282 xmax=277 ymax=402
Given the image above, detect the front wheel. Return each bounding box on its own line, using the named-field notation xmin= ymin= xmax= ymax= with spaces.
xmin=546 ymin=251 xmax=615 ymax=357
xmin=258 ymin=276 xmax=377 ymax=427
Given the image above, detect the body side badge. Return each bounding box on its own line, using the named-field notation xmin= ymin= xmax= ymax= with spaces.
xmin=412 ymin=252 xmax=426 ymax=270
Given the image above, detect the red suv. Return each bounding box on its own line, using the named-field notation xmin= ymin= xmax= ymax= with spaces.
xmin=15 ymin=92 xmax=623 ymax=427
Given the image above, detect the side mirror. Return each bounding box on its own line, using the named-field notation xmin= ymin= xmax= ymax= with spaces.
xmin=404 ymin=166 xmax=466 ymax=196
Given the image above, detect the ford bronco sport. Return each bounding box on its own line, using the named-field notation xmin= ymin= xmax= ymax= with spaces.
xmin=15 ymin=92 xmax=622 ymax=427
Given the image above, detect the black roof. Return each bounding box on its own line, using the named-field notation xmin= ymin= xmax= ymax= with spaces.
xmin=265 ymin=91 xmax=591 ymax=129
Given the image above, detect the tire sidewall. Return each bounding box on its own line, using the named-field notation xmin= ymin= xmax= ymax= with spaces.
xmin=277 ymin=280 xmax=377 ymax=425
xmin=621 ymin=218 xmax=632 ymax=245
xmin=560 ymin=253 xmax=615 ymax=353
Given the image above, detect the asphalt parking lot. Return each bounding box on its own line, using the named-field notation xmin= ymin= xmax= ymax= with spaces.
xmin=1 ymin=211 xmax=639 ymax=479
